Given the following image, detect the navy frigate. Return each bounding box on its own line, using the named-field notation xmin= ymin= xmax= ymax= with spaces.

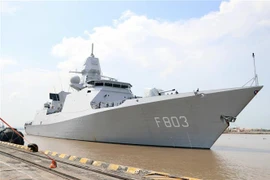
xmin=24 ymin=46 xmax=263 ymax=149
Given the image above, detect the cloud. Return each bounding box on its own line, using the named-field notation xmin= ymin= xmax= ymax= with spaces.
xmin=258 ymin=19 xmax=270 ymax=27
xmin=1 ymin=67 xmax=72 ymax=127
xmin=0 ymin=1 xmax=19 ymax=14
xmin=0 ymin=58 xmax=18 ymax=68
xmin=4 ymin=68 xmax=71 ymax=97
xmin=51 ymin=0 xmax=270 ymax=80
xmin=8 ymin=92 xmax=21 ymax=100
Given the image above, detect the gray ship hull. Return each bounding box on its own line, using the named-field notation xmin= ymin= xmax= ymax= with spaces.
xmin=25 ymin=86 xmax=262 ymax=149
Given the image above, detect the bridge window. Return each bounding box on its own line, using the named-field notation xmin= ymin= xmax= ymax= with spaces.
xmin=95 ymin=82 xmax=103 ymax=86
xmin=105 ymin=83 xmax=113 ymax=87
xmin=49 ymin=93 xmax=60 ymax=101
xmin=121 ymin=85 xmax=128 ymax=89
xmin=113 ymin=84 xmax=121 ymax=88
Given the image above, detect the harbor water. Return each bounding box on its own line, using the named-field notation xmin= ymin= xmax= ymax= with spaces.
xmin=24 ymin=133 xmax=270 ymax=180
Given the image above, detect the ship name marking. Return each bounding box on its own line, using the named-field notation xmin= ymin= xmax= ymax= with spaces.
xmin=154 ymin=116 xmax=189 ymax=128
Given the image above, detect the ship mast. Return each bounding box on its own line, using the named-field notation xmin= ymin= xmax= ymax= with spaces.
xmin=91 ymin=43 xmax=94 ymax=57
xmin=252 ymin=53 xmax=259 ymax=86
xmin=242 ymin=53 xmax=260 ymax=87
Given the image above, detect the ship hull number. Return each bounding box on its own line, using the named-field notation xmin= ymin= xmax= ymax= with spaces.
xmin=154 ymin=116 xmax=189 ymax=128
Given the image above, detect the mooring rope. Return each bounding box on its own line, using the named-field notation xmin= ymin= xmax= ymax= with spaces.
xmin=0 ymin=117 xmax=57 ymax=168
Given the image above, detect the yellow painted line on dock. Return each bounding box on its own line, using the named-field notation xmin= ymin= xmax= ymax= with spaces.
xmin=127 ymin=167 xmax=141 ymax=174
xmin=69 ymin=156 xmax=77 ymax=161
xmin=93 ymin=161 xmax=103 ymax=166
xmin=51 ymin=152 xmax=58 ymax=156
xmin=108 ymin=164 xmax=119 ymax=171
xmin=181 ymin=177 xmax=201 ymax=180
xmin=0 ymin=142 xmax=32 ymax=151
xmin=79 ymin=158 xmax=89 ymax=164
xmin=59 ymin=154 xmax=67 ymax=159
xmin=44 ymin=150 xmax=50 ymax=155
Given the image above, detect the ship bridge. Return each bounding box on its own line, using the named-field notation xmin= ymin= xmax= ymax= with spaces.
xmin=87 ymin=79 xmax=133 ymax=109
xmin=87 ymin=80 xmax=132 ymax=89
xmin=44 ymin=91 xmax=70 ymax=115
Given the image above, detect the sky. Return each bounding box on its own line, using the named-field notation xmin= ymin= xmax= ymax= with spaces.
xmin=0 ymin=0 xmax=269 ymax=129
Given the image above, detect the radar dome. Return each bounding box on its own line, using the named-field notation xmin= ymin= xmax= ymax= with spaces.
xmin=70 ymin=76 xmax=80 ymax=84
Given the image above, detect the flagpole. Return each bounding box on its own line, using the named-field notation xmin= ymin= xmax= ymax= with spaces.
xmin=252 ymin=53 xmax=259 ymax=86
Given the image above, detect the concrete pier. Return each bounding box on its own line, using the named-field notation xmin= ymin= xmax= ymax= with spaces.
xmin=0 ymin=141 xmax=200 ymax=180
